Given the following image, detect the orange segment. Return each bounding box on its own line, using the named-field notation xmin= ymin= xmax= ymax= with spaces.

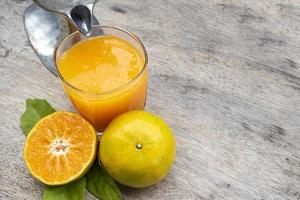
xmin=23 ymin=112 xmax=97 ymax=185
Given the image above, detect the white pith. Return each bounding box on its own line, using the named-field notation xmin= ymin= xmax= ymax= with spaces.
xmin=49 ymin=138 xmax=69 ymax=155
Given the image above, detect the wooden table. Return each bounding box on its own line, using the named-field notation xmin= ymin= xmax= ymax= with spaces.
xmin=1 ymin=0 xmax=299 ymax=199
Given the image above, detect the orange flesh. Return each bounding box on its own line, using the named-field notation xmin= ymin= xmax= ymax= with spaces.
xmin=56 ymin=35 xmax=148 ymax=131
xmin=24 ymin=112 xmax=97 ymax=185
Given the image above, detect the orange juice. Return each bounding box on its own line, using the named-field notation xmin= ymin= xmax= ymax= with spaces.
xmin=56 ymin=35 xmax=147 ymax=131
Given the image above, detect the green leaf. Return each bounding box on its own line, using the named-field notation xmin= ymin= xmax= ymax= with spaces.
xmin=43 ymin=177 xmax=86 ymax=200
xmin=20 ymin=99 xmax=56 ymax=135
xmin=86 ymin=162 xmax=122 ymax=200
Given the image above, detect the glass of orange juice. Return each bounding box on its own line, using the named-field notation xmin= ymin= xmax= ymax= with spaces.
xmin=55 ymin=26 xmax=148 ymax=131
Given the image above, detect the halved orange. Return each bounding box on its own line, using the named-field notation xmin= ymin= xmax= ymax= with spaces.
xmin=23 ymin=112 xmax=97 ymax=185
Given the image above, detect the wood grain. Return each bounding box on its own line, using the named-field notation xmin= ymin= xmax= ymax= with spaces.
xmin=0 ymin=0 xmax=299 ymax=199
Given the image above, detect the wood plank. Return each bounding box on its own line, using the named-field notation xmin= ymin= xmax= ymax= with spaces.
xmin=0 ymin=0 xmax=299 ymax=199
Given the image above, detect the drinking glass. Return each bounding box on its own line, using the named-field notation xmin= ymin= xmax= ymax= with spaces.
xmin=55 ymin=25 xmax=148 ymax=131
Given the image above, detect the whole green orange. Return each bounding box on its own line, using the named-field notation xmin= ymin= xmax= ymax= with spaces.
xmin=99 ymin=110 xmax=176 ymax=188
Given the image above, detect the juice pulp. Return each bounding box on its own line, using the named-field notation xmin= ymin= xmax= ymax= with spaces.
xmin=57 ymin=35 xmax=147 ymax=131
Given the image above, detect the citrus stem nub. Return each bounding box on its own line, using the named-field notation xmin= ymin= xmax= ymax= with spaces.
xmin=136 ymin=143 xmax=143 ymax=150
